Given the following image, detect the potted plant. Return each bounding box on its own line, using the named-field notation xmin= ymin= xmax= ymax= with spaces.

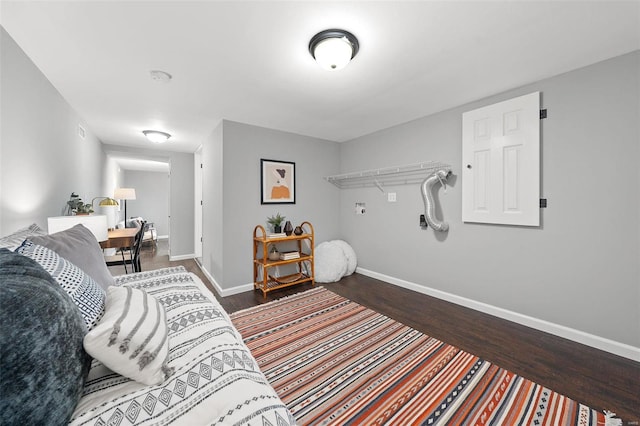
xmin=266 ymin=212 xmax=285 ymax=233
xmin=75 ymin=203 xmax=94 ymax=215
xmin=66 ymin=192 xmax=94 ymax=215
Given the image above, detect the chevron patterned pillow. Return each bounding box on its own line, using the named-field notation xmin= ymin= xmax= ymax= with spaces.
xmin=83 ymin=286 xmax=173 ymax=385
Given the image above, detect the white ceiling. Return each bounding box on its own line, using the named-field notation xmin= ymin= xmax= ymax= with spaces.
xmin=2 ymin=1 xmax=639 ymax=154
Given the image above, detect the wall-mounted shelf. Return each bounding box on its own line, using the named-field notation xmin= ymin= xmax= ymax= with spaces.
xmin=324 ymin=161 xmax=452 ymax=191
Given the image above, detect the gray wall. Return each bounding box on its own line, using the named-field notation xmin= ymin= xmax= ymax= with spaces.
xmin=123 ymin=170 xmax=169 ymax=237
xmin=340 ymin=51 xmax=639 ymax=347
xmin=102 ymin=144 xmax=195 ymax=259
xmin=1 ymin=27 xmax=105 ymax=234
xmin=202 ymin=122 xmax=224 ymax=282
xmin=202 ymin=120 xmax=341 ymax=290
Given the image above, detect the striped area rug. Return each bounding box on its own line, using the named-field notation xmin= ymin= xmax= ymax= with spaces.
xmin=230 ymin=287 xmax=615 ymax=425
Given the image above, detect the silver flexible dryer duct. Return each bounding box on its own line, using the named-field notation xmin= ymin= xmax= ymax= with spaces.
xmin=421 ymin=168 xmax=452 ymax=232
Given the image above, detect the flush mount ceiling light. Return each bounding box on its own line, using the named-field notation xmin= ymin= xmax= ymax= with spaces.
xmin=142 ymin=130 xmax=171 ymax=143
xmin=309 ymin=29 xmax=359 ymax=71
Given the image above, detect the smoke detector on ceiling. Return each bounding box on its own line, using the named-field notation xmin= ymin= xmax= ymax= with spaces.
xmin=149 ymin=70 xmax=172 ymax=83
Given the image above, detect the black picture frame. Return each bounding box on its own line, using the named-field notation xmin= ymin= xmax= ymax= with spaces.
xmin=260 ymin=159 xmax=296 ymax=204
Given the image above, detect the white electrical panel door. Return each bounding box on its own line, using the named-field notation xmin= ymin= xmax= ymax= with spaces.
xmin=462 ymin=92 xmax=540 ymax=226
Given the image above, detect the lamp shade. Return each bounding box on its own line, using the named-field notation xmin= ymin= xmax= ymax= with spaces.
xmin=47 ymin=215 xmax=109 ymax=242
xmin=98 ymin=197 xmax=119 ymax=207
xmin=114 ymin=188 xmax=136 ymax=200
xmin=92 ymin=197 xmax=119 ymax=208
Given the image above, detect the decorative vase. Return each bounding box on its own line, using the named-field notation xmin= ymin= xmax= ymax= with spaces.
xmin=293 ymin=226 xmax=303 ymax=235
xmin=268 ymin=247 xmax=280 ymax=261
xmin=284 ymin=221 xmax=293 ymax=236
xmin=274 ymin=225 xmax=282 ymax=233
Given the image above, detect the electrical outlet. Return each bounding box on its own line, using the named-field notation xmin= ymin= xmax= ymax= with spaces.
xmin=387 ymin=192 xmax=397 ymax=202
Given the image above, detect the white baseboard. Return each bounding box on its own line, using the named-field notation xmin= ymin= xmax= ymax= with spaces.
xmin=221 ymin=283 xmax=255 ymax=297
xmin=194 ymin=262 xmax=254 ymax=297
xmin=195 ymin=262 xmax=223 ymax=296
xmin=356 ymin=267 xmax=640 ymax=362
xmin=169 ymin=253 xmax=195 ymax=261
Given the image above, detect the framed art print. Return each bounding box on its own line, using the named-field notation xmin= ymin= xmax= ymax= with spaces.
xmin=261 ymin=159 xmax=295 ymax=204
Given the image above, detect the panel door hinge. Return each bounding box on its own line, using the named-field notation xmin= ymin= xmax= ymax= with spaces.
xmin=200 ymin=200 xmax=203 ymax=205
xmin=200 ymin=237 xmax=203 ymax=242
xmin=200 ymin=163 xmax=203 ymax=169
xmin=540 ymin=109 xmax=547 ymax=119
xmin=540 ymin=198 xmax=548 ymax=208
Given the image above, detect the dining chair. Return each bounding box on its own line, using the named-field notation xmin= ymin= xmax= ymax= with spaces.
xmin=105 ymin=222 xmax=145 ymax=273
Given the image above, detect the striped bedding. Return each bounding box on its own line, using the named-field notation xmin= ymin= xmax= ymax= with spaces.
xmin=70 ymin=267 xmax=295 ymax=426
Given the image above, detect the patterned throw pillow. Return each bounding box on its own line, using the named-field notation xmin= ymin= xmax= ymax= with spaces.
xmin=83 ymin=286 xmax=173 ymax=386
xmin=16 ymin=240 xmax=105 ymax=330
xmin=0 ymin=223 xmax=46 ymax=250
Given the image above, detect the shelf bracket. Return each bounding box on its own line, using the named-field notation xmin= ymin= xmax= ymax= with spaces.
xmin=374 ymin=178 xmax=384 ymax=193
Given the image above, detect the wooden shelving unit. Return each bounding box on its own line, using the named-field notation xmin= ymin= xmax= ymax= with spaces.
xmin=253 ymin=221 xmax=314 ymax=297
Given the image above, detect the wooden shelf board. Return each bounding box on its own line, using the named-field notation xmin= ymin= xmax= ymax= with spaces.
xmin=254 ymin=273 xmax=313 ymax=292
xmin=254 ymin=254 xmax=312 ymax=266
xmin=254 ymin=233 xmax=312 ymax=243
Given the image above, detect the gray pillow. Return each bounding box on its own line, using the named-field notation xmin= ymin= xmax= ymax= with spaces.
xmin=0 ymin=223 xmax=46 ymax=250
xmin=30 ymin=224 xmax=115 ymax=289
xmin=0 ymin=248 xmax=91 ymax=425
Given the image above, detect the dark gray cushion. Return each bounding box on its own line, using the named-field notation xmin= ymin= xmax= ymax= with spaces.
xmin=30 ymin=224 xmax=115 ymax=290
xmin=0 ymin=248 xmax=91 ymax=425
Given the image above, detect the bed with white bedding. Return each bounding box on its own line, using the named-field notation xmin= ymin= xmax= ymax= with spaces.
xmin=0 ymin=224 xmax=293 ymax=425
xmin=70 ymin=266 xmax=295 ymax=425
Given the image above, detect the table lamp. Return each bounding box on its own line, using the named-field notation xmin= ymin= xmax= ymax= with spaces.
xmin=92 ymin=197 xmax=119 ymax=230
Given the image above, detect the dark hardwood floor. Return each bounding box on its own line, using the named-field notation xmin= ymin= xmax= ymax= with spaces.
xmin=110 ymin=241 xmax=640 ymax=423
